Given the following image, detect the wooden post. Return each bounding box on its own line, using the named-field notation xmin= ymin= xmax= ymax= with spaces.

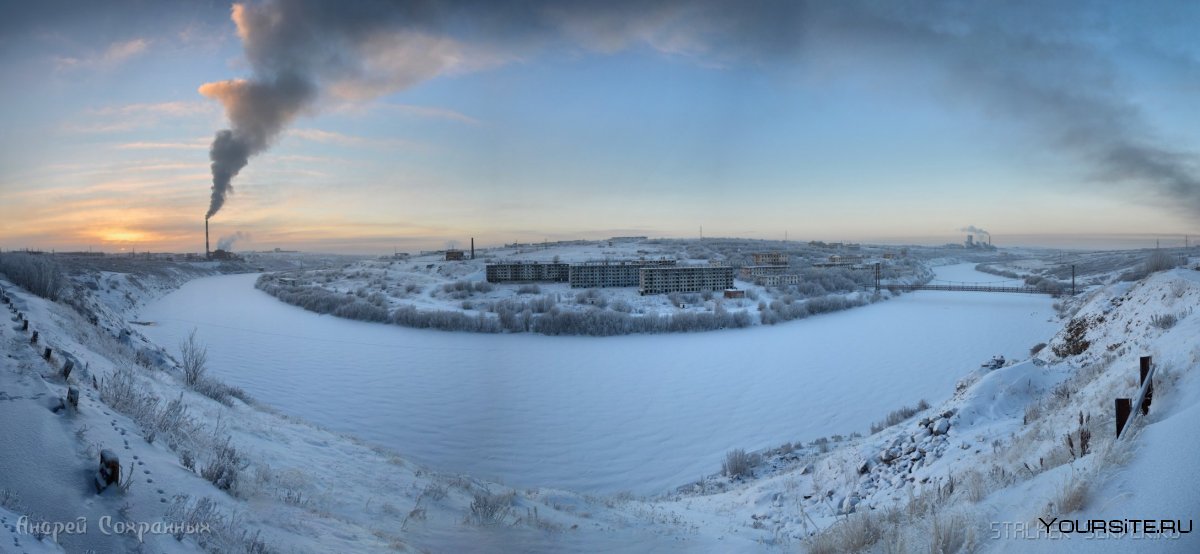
xmin=1115 ymin=398 xmax=1132 ymax=438
xmin=95 ymin=450 xmax=120 ymax=493
xmin=43 ymin=347 xmax=52 ymax=360
xmin=62 ymin=360 xmax=74 ymax=380
xmin=20 ymin=319 xmax=28 ymax=331
xmin=1139 ymin=356 xmax=1153 ymax=415
xmin=67 ymin=386 xmax=79 ymax=409
xmin=30 ymin=330 xmax=38 ymax=344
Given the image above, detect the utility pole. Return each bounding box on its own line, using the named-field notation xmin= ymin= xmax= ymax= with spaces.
xmin=1071 ymin=264 xmax=1076 ymax=295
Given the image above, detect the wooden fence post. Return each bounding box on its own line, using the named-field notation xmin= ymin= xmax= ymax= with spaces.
xmin=1115 ymin=398 xmax=1132 ymax=438
xmin=1139 ymin=356 xmax=1153 ymax=415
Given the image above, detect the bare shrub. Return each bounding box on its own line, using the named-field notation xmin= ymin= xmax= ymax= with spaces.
xmin=1052 ymin=317 xmax=1091 ymax=358
xmin=202 ymin=435 xmax=245 ymax=493
xmin=1150 ymin=313 xmax=1177 ymax=330
xmin=467 ymin=490 xmax=514 ymax=526
xmin=1048 ymin=474 xmax=1088 ymax=515
xmin=193 ymin=376 xmax=250 ymax=407
xmin=180 ymin=329 xmax=208 ymax=386
xmin=1065 ymin=412 xmax=1092 ymax=459
xmin=0 ymin=252 xmax=66 ymax=300
xmin=100 ymin=368 xmax=195 ymax=446
xmin=166 ymin=494 xmax=276 ymax=553
xmin=806 ymin=510 xmax=885 ymax=554
xmin=870 ymin=399 xmax=930 ymax=434
xmin=516 ymin=284 xmax=541 ymax=294
xmin=1030 ymin=342 xmax=1047 ymax=356
xmin=722 ymin=448 xmax=759 ymax=478
xmin=1143 ymin=250 xmax=1178 ymax=275
xmin=928 ymin=511 xmax=976 ymax=553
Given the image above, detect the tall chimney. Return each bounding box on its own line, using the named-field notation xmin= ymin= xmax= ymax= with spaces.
xmin=205 ymin=219 xmax=210 ymax=259
xmin=471 ymin=237 xmax=475 ymax=260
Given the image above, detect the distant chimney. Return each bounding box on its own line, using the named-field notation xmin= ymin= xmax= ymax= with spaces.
xmin=471 ymin=237 xmax=475 ymax=260
xmin=205 ymin=219 xmax=210 ymax=259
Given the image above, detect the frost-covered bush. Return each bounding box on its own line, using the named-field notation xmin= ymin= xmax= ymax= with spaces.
xmin=721 ymin=448 xmax=759 ymax=478
xmin=0 ymin=252 xmax=66 ymax=300
xmin=467 ymin=490 xmax=514 ymax=526
xmin=193 ymin=377 xmax=250 ymax=407
xmin=180 ymin=330 xmax=208 ymax=386
xmin=165 ymin=495 xmax=276 ymax=552
xmin=202 ymin=435 xmax=245 ymax=493
xmin=100 ymin=368 xmax=196 ymax=446
xmin=1150 ymin=313 xmax=1177 ymax=330
xmin=869 ymin=399 xmax=930 ymax=434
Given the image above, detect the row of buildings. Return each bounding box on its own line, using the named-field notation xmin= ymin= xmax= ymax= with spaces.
xmin=486 ymin=259 xmax=734 ymax=295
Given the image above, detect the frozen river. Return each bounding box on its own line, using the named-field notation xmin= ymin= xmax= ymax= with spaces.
xmin=139 ymin=263 xmax=1057 ymax=495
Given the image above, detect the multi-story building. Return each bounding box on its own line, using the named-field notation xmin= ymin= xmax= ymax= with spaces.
xmin=485 ymin=262 xmax=570 ymax=283
xmin=444 ymin=249 xmax=465 ymax=261
xmin=568 ymin=259 xmax=675 ymax=288
xmin=639 ymin=265 xmax=735 ymax=295
xmin=739 ymin=265 xmax=790 ymax=278
xmin=751 ymin=252 xmax=788 ymax=265
xmin=759 ymin=274 xmax=804 ymax=286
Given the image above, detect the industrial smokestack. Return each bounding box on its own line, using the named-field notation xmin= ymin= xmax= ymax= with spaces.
xmin=471 ymin=237 xmax=475 ymax=260
xmin=205 ymin=219 xmax=210 ymax=259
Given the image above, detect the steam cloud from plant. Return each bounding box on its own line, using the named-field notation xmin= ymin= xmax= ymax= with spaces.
xmin=217 ymin=231 xmax=252 ymax=251
xmin=960 ymin=226 xmax=990 ymax=241
xmin=200 ymin=0 xmax=1200 ymax=219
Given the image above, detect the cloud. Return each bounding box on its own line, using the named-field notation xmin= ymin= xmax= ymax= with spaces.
xmin=55 ymin=38 xmax=150 ymax=71
xmin=384 ymin=104 xmax=480 ymax=125
xmin=289 ymin=128 xmax=413 ymax=149
xmin=66 ymin=101 xmax=217 ymax=134
xmin=116 ymin=140 xmax=210 ymax=150
xmin=103 ymin=38 xmax=149 ymax=64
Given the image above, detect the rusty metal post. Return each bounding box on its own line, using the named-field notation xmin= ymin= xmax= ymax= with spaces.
xmin=1140 ymin=356 xmax=1153 ymax=415
xmin=1116 ymin=398 xmax=1132 ymax=437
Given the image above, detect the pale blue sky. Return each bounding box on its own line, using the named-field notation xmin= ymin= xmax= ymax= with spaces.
xmin=1 ymin=1 xmax=1197 ymax=253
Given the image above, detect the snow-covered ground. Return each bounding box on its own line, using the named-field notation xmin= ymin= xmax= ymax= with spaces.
xmin=253 ymin=238 xmax=933 ymax=334
xmin=139 ymin=263 xmax=1057 ymax=495
xmin=4 ymin=252 xmax=1196 ymax=552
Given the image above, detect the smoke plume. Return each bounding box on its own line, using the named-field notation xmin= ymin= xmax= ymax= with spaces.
xmin=960 ymin=226 xmax=990 ymax=241
xmin=217 ymin=231 xmax=252 ymax=251
xmin=199 ymin=0 xmax=1200 ymax=218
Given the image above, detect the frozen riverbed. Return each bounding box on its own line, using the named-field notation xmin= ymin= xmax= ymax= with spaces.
xmin=139 ymin=263 xmax=1057 ymax=495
